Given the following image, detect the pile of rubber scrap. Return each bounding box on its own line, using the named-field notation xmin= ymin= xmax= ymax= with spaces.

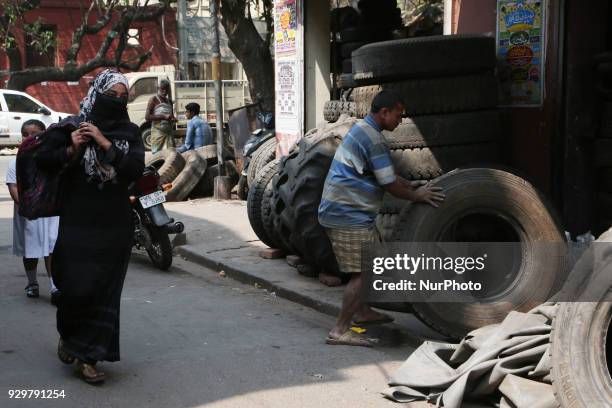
xmin=145 ymin=146 xmax=239 ymax=201
xmin=350 ymin=34 xmax=501 ymax=242
xmin=325 ymin=30 xmax=504 ymax=242
xmin=384 ymin=228 xmax=612 ymax=408
xmin=246 ymin=31 xmax=570 ymax=345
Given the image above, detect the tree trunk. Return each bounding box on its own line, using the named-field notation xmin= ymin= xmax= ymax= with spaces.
xmin=220 ymin=0 xmax=275 ymax=112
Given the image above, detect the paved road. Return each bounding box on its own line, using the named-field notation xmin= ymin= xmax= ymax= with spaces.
xmin=0 ymin=252 xmax=416 ymax=408
xmin=0 ymin=154 xmax=425 ymax=408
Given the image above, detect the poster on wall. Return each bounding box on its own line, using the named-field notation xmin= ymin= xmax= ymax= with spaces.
xmin=496 ymin=0 xmax=546 ymax=107
xmin=276 ymin=60 xmax=299 ymax=119
xmin=274 ymin=0 xmax=303 ymax=156
xmin=274 ymin=0 xmax=298 ymax=55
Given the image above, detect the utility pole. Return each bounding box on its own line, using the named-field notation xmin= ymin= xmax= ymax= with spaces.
xmin=211 ymin=0 xmax=231 ymax=198
xmin=177 ymin=0 xmax=188 ymax=79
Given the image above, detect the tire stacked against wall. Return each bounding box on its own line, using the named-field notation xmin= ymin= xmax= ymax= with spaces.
xmin=349 ymin=34 xmax=501 ymax=240
xmin=145 ymin=145 xmax=238 ymax=202
xmin=246 ymin=119 xmax=356 ymax=266
xmin=268 ymin=118 xmax=357 ymax=276
xmin=325 ymin=0 xmax=403 ymax=123
xmin=594 ymin=52 xmax=612 ymax=233
xmin=351 ymin=35 xmax=568 ymax=338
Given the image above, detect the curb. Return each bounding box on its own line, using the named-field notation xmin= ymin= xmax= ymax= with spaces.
xmin=175 ymin=246 xmax=342 ymax=318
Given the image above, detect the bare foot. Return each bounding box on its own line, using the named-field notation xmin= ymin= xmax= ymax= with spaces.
xmin=353 ymin=308 xmax=394 ymax=325
xmin=326 ymin=330 xmax=374 ymax=347
xmin=319 ymin=272 xmax=342 ymax=287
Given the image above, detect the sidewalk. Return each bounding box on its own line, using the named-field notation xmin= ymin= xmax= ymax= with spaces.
xmin=166 ymin=198 xmax=444 ymax=342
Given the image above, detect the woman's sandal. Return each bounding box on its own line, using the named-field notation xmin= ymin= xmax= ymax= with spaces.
xmin=76 ymin=360 xmax=105 ymax=384
xmin=25 ymin=283 xmax=39 ymax=298
xmin=57 ymin=340 xmax=75 ymax=365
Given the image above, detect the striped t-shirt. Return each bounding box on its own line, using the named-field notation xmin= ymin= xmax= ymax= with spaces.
xmin=318 ymin=115 xmax=396 ymax=229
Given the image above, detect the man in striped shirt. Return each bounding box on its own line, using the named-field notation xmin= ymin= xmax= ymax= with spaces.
xmin=319 ymin=90 xmax=444 ymax=347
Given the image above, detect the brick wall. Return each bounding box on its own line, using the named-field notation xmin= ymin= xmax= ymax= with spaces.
xmin=0 ymin=1 xmax=178 ymax=114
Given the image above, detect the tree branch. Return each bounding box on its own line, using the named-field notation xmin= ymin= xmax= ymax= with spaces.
xmin=6 ymin=33 xmax=23 ymax=72
xmin=65 ymin=0 xmax=114 ymax=64
xmin=5 ymin=1 xmax=173 ymax=91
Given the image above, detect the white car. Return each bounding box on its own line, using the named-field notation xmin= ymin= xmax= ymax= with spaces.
xmin=0 ymin=90 xmax=73 ymax=145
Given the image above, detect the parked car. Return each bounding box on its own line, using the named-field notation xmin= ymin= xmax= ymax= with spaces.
xmin=0 ymin=90 xmax=72 ymax=146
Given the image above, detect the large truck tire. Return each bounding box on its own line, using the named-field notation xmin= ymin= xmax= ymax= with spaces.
xmin=261 ymin=160 xmax=290 ymax=252
xmin=247 ymin=137 xmax=277 ymax=188
xmin=341 ymin=41 xmax=367 ymax=58
xmin=376 ymin=213 xmax=400 ymax=242
xmin=142 ymin=127 xmax=152 ymax=151
xmin=330 ymin=6 xmax=360 ymax=32
xmin=323 ymin=101 xmax=356 ymax=123
xmin=550 ymin=301 xmax=612 ymax=408
xmin=272 ymin=133 xmax=343 ymax=273
xmin=165 ymin=150 xmax=207 ymax=202
xmin=549 ymin=228 xmax=612 ymax=408
xmin=145 ymin=148 xmax=186 ymax=185
xmin=384 ymin=110 xmax=501 ymax=149
xmin=339 ymin=26 xmax=393 ymax=43
xmin=392 ymin=168 xmax=565 ymax=339
xmin=390 ymin=143 xmax=500 ymax=181
xmin=337 ymin=73 xmax=357 ymax=89
xmin=353 ymin=74 xmax=498 ymax=117
xmin=341 ymin=58 xmax=353 ymax=74
xmin=247 ymin=159 xmax=284 ymax=249
xmin=352 ymin=35 xmax=496 ymax=84
xmin=190 ymin=161 xmax=238 ymax=198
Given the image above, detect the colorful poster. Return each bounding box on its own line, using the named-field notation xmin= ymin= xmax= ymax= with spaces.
xmin=274 ymin=0 xmax=303 ymax=156
xmin=274 ymin=0 xmax=298 ymax=55
xmin=496 ymin=0 xmax=546 ymax=106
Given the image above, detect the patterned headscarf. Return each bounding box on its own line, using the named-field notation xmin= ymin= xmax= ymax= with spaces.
xmin=79 ymin=69 xmax=131 ymax=186
xmin=79 ymin=69 xmax=130 ymax=121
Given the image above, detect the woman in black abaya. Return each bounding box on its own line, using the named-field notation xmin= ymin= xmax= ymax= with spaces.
xmin=35 ymin=70 xmax=144 ymax=384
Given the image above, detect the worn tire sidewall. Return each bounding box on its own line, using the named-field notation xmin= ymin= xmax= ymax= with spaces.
xmin=394 ymin=168 xmax=564 ymax=337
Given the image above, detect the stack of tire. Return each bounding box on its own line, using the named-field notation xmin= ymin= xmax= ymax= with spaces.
xmin=346 ymin=34 xmax=502 ymax=240
xmin=325 ymin=0 xmax=403 ymax=123
xmin=145 ymin=146 xmax=238 ymax=202
xmin=594 ymin=52 xmax=612 ymax=234
xmin=246 ymin=118 xmax=357 ymax=274
xmin=333 ymin=1 xmax=401 ymax=85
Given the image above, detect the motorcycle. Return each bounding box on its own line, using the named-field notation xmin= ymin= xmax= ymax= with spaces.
xmin=130 ymin=166 xmax=184 ymax=270
xmin=237 ymin=111 xmax=275 ymax=200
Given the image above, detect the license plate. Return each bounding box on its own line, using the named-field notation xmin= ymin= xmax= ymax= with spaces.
xmin=139 ymin=190 xmax=166 ymax=209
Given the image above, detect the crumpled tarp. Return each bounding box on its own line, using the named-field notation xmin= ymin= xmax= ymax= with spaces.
xmin=383 ymin=303 xmax=558 ymax=408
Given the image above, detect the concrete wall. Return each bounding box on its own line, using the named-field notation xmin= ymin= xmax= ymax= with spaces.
xmin=304 ymin=1 xmax=331 ymax=131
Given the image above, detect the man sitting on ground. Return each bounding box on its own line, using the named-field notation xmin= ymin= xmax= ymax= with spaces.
xmin=177 ymin=102 xmax=213 ymax=153
xmin=319 ymin=90 xmax=445 ymax=347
